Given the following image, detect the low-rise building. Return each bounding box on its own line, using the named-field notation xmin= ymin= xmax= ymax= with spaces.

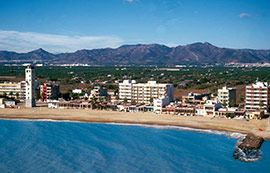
xmin=107 ymin=89 xmax=118 ymax=103
xmin=182 ymin=92 xmax=210 ymax=104
xmin=215 ymin=107 xmax=245 ymax=118
xmin=90 ymin=86 xmax=108 ymax=101
xmin=72 ymin=88 xmax=87 ymax=94
xmin=203 ymin=100 xmax=222 ymax=117
xmin=153 ymin=96 xmax=170 ymax=114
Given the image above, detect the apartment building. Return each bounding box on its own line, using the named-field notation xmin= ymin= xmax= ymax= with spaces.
xmin=119 ymin=80 xmax=174 ymax=104
xmin=217 ymin=86 xmax=236 ymax=107
xmin=119 ymin=80 xmax=136 ymax=102
xmin=245 ymin=81 xmax=270 ymax=112
xmin=0 ymin=81 xmax=26 ymax=99
xmin=40 ymin=83 xmax=60 ymax=101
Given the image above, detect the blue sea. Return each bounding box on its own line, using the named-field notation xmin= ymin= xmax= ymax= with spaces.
xmin=0 ymin=119 xmax=269 ymax=173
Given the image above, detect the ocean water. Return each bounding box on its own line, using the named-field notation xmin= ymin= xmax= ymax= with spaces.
xmin=0 ymin=119 xmax=269 ymax=173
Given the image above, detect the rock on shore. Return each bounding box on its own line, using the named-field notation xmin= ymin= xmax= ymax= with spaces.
xmin=239 ymin=133 xmax=264 ymax=150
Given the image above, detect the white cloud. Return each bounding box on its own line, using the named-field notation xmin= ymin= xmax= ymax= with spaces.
xmin=0 ymin=30 xmax=124 ymax=53
xmin=239 ymin=13 xmax=252 ymax=18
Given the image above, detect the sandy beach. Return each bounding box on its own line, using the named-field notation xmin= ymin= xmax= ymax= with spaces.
xmin=0 ymin=107 xmax=270 ymax=140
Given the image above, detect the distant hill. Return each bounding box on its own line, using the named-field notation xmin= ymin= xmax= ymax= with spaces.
xmin=1 ymin=42 xmax=270 ymax=65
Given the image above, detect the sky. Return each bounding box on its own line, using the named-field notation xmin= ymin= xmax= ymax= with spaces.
xmin=0 ymin=0 xmax=269 ymax=53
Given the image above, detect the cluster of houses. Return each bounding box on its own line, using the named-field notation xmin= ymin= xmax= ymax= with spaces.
xmin=0 ymin=66 xmax=269 ymax=120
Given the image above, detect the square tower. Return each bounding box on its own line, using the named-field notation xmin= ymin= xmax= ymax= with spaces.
xmin=25 ymin=65 xmax=36 ymax=107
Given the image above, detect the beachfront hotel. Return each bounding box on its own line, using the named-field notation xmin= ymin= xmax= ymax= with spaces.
xmin=217 ymin=86 xmax=236 ymax=107
xmin=0 ymin=81 xmax=26 ymax=99
xmin=119 ymin=80 xmax=174 ymax=104
xmin=245 ymin=81 xmax=270 ymax=112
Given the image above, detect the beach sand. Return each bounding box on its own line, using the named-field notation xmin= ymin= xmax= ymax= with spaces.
xmin=0 ymin=107 xmax=270 ymax=139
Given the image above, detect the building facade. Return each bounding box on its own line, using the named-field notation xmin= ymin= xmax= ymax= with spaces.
xmin=119 ymin=80 xmax=136 ymax=102
xmin=25 ymin=65 xmax=36 ymax=107
xmin=0 ymin=81 xmax=26 ymax=99
xmin=245 ymin=81 xmax=270 ymax=112
xmin=40 ymin=83 xmax=60 ymax=101
xmin=218 ymin=86 xmax=236 ymax=107
xmin=153 ymin=96 xmax=170 ymax=113
xmin=119 ymin=80 xmax=174 ymax=104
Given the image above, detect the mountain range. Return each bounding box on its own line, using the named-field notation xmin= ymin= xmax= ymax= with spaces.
xmin=1 ymin=42 xmax=270 ymax=65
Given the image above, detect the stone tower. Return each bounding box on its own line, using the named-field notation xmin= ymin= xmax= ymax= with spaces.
xmin=25 ymin=65 xmax=36 ymax=107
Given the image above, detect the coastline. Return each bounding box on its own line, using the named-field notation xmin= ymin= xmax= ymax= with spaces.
xmin=0 ymin=107 xmax=269 ymax=140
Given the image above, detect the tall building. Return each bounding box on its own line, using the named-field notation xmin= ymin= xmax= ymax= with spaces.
xmin=119 ymin=80 xmax=136 ymax=102
xmin=245 ymin=81 xmax=270 ymax=112
xmin=40 ymin=83 xmax=60 ymax=101
xmin=25 ymin=65 xmax=36 ymax=107
xmin=119 ymin=80 xmax=174 ymax=104
xmin=218 ymin=86 xmax=236 ymax=107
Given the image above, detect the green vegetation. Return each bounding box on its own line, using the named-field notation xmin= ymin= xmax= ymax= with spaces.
xmin=1 ymin=66 xmax=270 ymax=92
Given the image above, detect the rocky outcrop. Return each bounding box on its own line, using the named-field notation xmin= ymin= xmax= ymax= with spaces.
xmin=239 ymin=133 xmax=264 ymax=150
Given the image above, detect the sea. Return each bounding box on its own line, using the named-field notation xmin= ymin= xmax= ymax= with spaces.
xmin=0 ymin=119 xmax=269 ymax=173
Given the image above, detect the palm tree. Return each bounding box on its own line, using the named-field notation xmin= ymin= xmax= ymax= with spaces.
xmin=150 ymin=97 xmax=153 ymax=105
xmin=259 ymin=100 xmax=264 ymax=110
xmin=15 ymin=92 xmax=19 ymax=99
xmin=90 ymin=96 xmax=97 ymax=109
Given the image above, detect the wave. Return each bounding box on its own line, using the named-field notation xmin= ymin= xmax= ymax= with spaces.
xmin=106 ymin=122 xmax=246 ymax=139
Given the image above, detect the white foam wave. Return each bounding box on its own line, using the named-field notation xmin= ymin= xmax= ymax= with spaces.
xmin=106 ymin=122 xmax=246 ymax=139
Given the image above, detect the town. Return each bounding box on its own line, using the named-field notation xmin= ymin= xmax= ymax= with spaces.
xmin=0 ymin=65 xmax=269 ymax=120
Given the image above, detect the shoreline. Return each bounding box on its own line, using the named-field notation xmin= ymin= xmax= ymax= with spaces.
xmin=0 ymin=117 xmax=246 ymax=140
xmin=0 ymin=107 xmax=270 ymax=140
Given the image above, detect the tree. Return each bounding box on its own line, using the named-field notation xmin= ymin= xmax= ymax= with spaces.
xmin=238 ymin=104 xmax=245 ymax=109
xmin=259 ymin=100 xmax=264 ymax=109
xmin=229 ymin=100 xmax=236 ymax=107
xmin=240 ymin=97 xmax=245 ymax=103
xmin=90 ymin=96 xmax=97 ymax=109
xmin=225 ymin=113 xmax=234 ymax=119
xmin=150 ymin=97 xmax=153 ymax=104
xmin=131 ymin=100 xmax=136 ymax=105
xmin=124 ymin=97 xmax=128 ymax=103
xmin=185 ymin=98 xmax=190 ymax=104
xmin=15 ymin=92 xmax=19 ymax=99
xmin=9 ymin=91 xmax=13 ymax=96
xmin=3 ymin=92 xmax=7 ymax=97
xmin=222 ymin=101 xmax=227 ymax=107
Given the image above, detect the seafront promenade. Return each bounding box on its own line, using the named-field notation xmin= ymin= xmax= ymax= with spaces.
xmin=1 ymin=107 xmax=269 ymax=140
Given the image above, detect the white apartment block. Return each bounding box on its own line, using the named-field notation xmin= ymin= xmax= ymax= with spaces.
xmin=245 ymin=81 xmax=270 ymax=112
xmin=0 ymin=81 xmax=26 ymax=99
xmin=119 ymin=80 xmax=174 ymax=104
xmin=218 ymin=86 xmax=236 ymax=107
xmin=119 ymin=80 xmax=136 ymax=102
xmin=25 ymin=65 xmax=36 ymax=107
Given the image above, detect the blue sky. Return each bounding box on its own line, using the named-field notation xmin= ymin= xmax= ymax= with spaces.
xmin=0 ymin=0 xmax=269 ymax=52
